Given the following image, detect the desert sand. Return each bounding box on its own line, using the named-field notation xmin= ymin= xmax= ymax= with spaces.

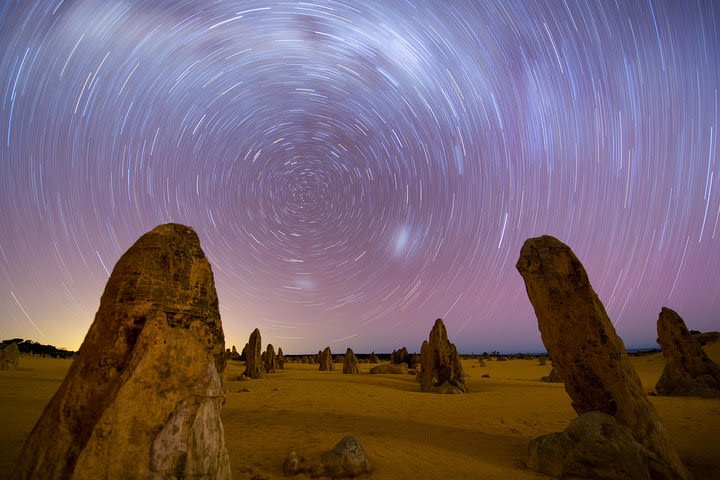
xmin=1 ymin=344 xmax=719 ymax=479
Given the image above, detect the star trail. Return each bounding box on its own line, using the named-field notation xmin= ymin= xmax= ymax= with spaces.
xmin=1 ymin=1 xmax=718 ymax=353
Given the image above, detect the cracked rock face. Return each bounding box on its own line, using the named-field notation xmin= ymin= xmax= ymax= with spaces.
xmin=516 ymin=235 xmax=690 ymax=480
xmin=656 ymin=307 xmax=720 ymax=398
xmin=12 ymin=223 xmax=230 ymax=480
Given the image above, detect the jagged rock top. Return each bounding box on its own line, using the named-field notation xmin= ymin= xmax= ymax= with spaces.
xmin=11 ymin=223 xmax=230 ymax=480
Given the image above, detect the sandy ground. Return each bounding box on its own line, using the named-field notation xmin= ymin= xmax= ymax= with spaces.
xmin=1 ymin=344 xmax=719 ymax=479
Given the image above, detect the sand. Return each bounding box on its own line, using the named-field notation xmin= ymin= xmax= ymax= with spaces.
xmin=1 ymin=344 xmax=719 ymax=479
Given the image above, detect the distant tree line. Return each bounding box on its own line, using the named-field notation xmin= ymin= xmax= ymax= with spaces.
xmin=1 ymin=339 xmax=75 ymax=358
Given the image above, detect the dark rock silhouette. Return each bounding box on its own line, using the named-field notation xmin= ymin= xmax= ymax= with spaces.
xmin=264 ymin=344 xmax=277 ymax=374
xmin=391 ymin=347 xmax=409 ymax=365
xmin=417 ymin=318 xmax=467 ymax=394
xmin=241 ymin=343 xmax=248 ymax=361
xmin=541 ymin=368 xmax=563 ymax=383
xmin=0 ymin=339 xmax=74 ymax=359
xmin=277 ymin=347 xmax=285 ymax=370
xmin=528 ymin=412 xmax=652 ymax=480
xmin=0 ymin=342 xmax=20 ymax=370
xmin=410 ymin=353 xmax=420 ymax=367
xmin=655 ymin=307 xmax=720 ymax=398
xmin=693 ymin=331 xmax=720 ymax=346
xmin=11 ymin=223 xmax=230 ymax=480
xmin=343 ymin=348 xmax=361 ymax=374
xmin=516 ymin=235 xmax=690 ymax=480
xmin=229 ymin=345 xmax=241 ymax=361
xmin=243 ymin=328 xmax=265 ymax=379
xmin=368 ymin=352 xmax=378 ymax=364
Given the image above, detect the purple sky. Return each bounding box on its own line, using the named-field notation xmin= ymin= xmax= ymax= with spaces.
xmin=1 ymin=1 xmax=718 ymax=354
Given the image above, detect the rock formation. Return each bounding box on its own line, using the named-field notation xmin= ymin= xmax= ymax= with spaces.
xmin=243 ymin=328 xmax=265 ymax=379
xmin=277 ymin=347 xmax=285 ymax=370
xmin=541 ymin=368 xmax=563 ymax=383
xmin=655 ymin=307 xmax=720 ymax=397
xmin=369 ymin=364 xmax=407 ymax=374
xmin=320 ymin=436 xmax=373 ymax=478
xmin=319 ymin=346 xmax=333 ymax=371
xmin=301 ymin=356 xmax=309 ymax=364
xmin=264 ymin=344 xmax=277 ymax=374
xmin=368 ymin=352 xmax=378 ymax=364
xmin=241 ymin=343 xmax=248 ymax=361
xmin=416 ymin=318 xmax=467 ymax=394
xmin=229 ymin=345 xmax=241 ymax=361
xmin=281 ymin=437 xmax=372 ymax=478
xmin=516 ymin=235 xmax=690 ymax=480
xmin=343 ymin=348 xmax=361 ymax=374
xmin=282 ymin=451 xmax=305 ymax=476
xmin=410 ymin=353 xmax=420 ymax=367
xmin=391 ymin=347 xmax=409 ymax=365
xmin=694 ymin=331 xmax=720 ymax=346
xmin=0 ymin=342 xmax=20 ymax=370
xmin=528 ymin=412 xmax=652 ymax=480
xmin=11 ymin=223 xmax=230 ymax=480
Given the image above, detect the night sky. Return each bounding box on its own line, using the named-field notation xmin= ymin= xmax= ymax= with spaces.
xmin=1 ymin=1 xmax=718 ymax=354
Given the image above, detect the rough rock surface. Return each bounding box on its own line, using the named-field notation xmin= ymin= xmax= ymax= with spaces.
xmin=0 ymin=342 xmax=20 ymax=370
xmin=283 ymin=451 xmax=305 ymax=476
xmin=369 ymin=364 xmax=407 ymax=374
xmin=655 ymin=307 xmax=720 ymax=398
xmin=343 ymin=348 xmax=361 ymax=374
xmin=11 ymin=223 xmax=230 ymax=480
xmin=416 ymin=318 xmax=467 ymax=393
xmin=277 ymin=347 xmax=285 ymax=370
xmin=390 ymin=347 xmax=409 ymax=365
xmin=368 ymin=352 xmax=378 ymax=364
xmin=243 ymin=328 xmax=265 ymax=379
xmin=319 ymin=346 xmax=333 ymax=371
xmin=241 ymin=343 xmax=248 ymax=361
xmin=319 ymin=436 xmax=373 ymax=478
xmin=264 ymin=344 xmax=277 ymax=374
xmin=516 ymin=235 xmax=690 ymax=480
xmin=541 ymin=368 xmax=563 ymax=383
xmin=528 ymin=412 xmax=651 ymax=480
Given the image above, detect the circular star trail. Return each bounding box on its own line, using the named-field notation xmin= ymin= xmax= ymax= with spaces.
xmin=1 ymin=1 xmax=719 ymax=353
